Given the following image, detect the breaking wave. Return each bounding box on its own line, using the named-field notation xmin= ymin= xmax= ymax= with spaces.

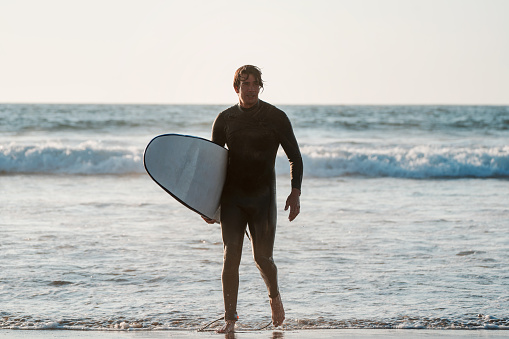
xmin=0 ymin=141 xmax=142 ymax=175
xmin=2 ymin=141 xmax=508 ymax=178
xmin=293 ymin=143 xmax=509 ymax=179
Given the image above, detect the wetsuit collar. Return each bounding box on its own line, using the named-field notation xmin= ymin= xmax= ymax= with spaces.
xmin=237 ymin=100 xmax=260 ymax=113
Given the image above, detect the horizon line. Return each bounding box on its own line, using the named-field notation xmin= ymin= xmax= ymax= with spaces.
xmin=1 ymin=101 xmax=508 ymax=107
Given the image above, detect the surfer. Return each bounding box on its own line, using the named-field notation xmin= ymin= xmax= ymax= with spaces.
xmin=202 ymin=65 xmax=303 ymax=333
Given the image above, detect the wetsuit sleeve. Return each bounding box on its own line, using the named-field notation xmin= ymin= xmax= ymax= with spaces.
xmin=211 ymin=113 xmax=227 ymax=147
xmin=277 ymin=113 xmax=303 ymax=191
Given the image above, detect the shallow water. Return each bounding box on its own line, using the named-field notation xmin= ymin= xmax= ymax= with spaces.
xmin=1 ymin=175 xmax=508 ymax=330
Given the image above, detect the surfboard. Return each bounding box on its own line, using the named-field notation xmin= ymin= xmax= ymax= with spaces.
xmin=144 ymin=134 xmax=228 ymax=220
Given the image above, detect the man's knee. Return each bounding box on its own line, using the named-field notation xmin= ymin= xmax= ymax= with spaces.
xmin=223 ymin=244 xmax=243 ymax=273
xmin=254 ymin=254 xmax=276 ymax=273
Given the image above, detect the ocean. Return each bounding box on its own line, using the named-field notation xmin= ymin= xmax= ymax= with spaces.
xmin=1 ymin=104 xmax=508 ymax=331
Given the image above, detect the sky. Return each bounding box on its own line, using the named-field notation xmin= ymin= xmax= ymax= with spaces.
xmin=1 ymin=0 xmax=508 ymax=105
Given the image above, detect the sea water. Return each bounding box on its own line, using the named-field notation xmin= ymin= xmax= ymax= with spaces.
xmin=1 ymin=104 xmax=508 ymax=331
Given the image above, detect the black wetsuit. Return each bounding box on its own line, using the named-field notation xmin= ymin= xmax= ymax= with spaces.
xmin=211 ymin=100 xmax=303 ymax=321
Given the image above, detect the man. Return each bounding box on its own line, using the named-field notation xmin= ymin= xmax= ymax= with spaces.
xmin=203 ymin=65 xmax=303 ymax=333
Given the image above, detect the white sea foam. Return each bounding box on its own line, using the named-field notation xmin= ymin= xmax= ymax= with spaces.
xmin=287 ymin=144 xmax=509 ymax=178
xmin=0 ymin=141 xmax=142 ymax=175
xmin=2 ymin=141 xmax=508 ymax=178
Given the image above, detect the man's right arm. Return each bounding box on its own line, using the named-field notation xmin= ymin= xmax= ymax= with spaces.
xmin=201 ymin=113 xmax=226 ymax=225
xmin=211 ymin=113 xmax=226 ymax=147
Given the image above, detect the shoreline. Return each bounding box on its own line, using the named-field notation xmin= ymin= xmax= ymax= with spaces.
xmin=1 ymin=329 xmax=508 ymax=339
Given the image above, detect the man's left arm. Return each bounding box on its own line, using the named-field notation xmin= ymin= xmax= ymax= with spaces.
xmin=277 ymin=111 xmax=303 ymax=221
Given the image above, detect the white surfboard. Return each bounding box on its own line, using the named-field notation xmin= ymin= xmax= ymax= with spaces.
xmin=144 ymin=134 xmax=228 ymax=220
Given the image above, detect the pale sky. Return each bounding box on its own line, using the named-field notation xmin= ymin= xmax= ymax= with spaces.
xmin=1 ymin=0 xmax=508 ymax=105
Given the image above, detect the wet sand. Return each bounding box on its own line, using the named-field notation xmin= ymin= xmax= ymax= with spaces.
xmin=1 ymin=329 xmax=508 ymax=339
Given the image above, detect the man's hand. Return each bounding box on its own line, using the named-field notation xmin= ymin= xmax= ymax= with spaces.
xmin=201 ymin=216 xmax=218 ymax=224
xmin=284 ymin=188 xmax=301 ymax=222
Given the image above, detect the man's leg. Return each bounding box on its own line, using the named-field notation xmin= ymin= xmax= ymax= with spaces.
xmin=218 ymin=198 xmax=247 ymax=333
xmin=248 ymin=188 xmax=285 ymax=327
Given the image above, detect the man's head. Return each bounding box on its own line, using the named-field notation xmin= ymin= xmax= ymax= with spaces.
xmin=233 ymin=65 xmax=263 ymax=109
xmin=233 ymin=65 xmax=264 ymax=91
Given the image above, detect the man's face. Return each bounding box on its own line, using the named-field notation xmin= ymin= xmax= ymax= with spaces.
xmin=235 ymin=73 xmax=260 ymax=109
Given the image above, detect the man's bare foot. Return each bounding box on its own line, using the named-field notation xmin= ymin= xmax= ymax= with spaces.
xmin=270 ymin=294 xmax=285 ymax=327
xmin=216 ymin=320 xmax=236 ymax=333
